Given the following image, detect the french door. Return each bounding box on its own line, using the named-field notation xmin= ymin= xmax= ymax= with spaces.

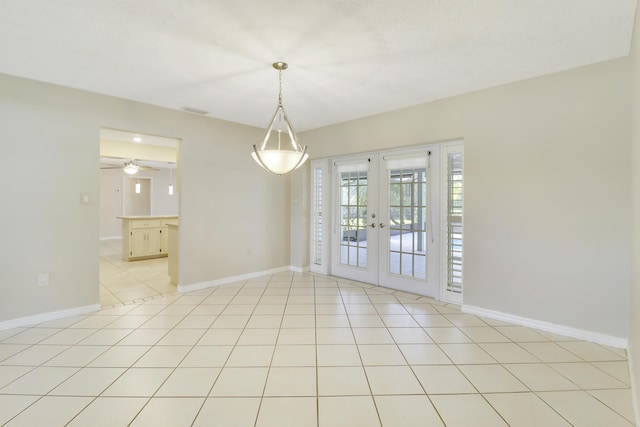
xmin=324 ymin=143 xmax=463 ymax=301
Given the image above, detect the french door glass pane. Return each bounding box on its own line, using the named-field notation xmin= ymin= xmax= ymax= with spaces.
xmin=388 ymin=167 xmax=427 ymax=279
xmin=339 ymin=171 xmax=368 ymax=268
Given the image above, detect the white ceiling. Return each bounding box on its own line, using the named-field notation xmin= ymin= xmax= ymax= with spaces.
xmin=0 ymin=1 xmax=636 ymax=131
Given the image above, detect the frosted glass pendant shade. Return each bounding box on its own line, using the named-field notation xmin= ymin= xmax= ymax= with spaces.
xmin=252 ymin=62 xmax=308 ymax=175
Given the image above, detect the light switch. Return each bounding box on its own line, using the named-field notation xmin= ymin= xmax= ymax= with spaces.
xmin=80 ymin=192 xmax=90 ymax=206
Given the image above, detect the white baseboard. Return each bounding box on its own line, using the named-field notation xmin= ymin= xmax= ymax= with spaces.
xmin=463 ymin=304 xmax=628 ymax=349
xmin=178 ymin=266 xmax=293 ymax=293
xmin=99 ymin=236 xmax=122 ymax=241
xmin=0 ymin=304 xmax=101 ymax=331
xmin=290 ymin=265 xmax=310 ymax=274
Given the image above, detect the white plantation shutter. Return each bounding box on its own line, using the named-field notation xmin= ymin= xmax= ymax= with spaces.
xmin=445 ymin=147 xmax=463 ymax=294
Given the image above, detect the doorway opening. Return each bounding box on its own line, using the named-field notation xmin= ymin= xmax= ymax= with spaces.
xmin=99 ymin=128 xmax=180 ymax=306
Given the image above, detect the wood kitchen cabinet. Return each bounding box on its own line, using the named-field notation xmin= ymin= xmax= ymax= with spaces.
xmin=118 ymin=216 xmax=178 ymax=261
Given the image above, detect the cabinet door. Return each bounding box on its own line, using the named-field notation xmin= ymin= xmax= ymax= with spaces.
xmin=130 ymin=230 xmax=147 ymax=258
xmin=161 ymin=227 xmax=169 ymax=254
xmin=146 ymin=228 xmax=162 ymax=256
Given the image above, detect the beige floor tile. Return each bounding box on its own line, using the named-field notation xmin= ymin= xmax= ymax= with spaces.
xmin=155 ymin=367 xmax=220 ymax=397
xmin=129 ymin=397 xmax=204 ymax=427
xmin=117 ymin=328 xmax=169 ymax=345
xmin=549 ymin=362 xmax=629 ymax=389
xmin=401 ymin=303 xmax=440 ymax=315
xmin=281 ymin=314 xmax=316 ymax=328
xmin=505 ymin=363 xmax=580 ymax=391
xmin=157 ymin=304 xmax=197 ymax=315
xmin=374 ymin=395 xmax=444 ymax=426
xmin=256 ymin=397 xmax=317 ymax=427
xmin=413 ymin=365 xmax=476 ymax=394
xmin=198 ymin=328 xmax=242 ymax=345
xmin=423 ymin=327 xmax=473 ymax=343
xmin=0 ymin=366 xmax=78 ymax=394
xmin=209 ymin=367 xmax=268 ymax=397
xmin=3 ymin=396 xmax=92 ymax=427
xmin=77 ymin=329 xmax=133 ymax=345
xmin=358 ymin=344 xmax=407 ymax=365
xmin=67 ymin=397 xmax=148 ymax=427
xmin=412 ymin=314 xmax=454 ymax=327
xmin=133 ymin=346 xmax=191 ymax=367
xmin=484 ymin=392 xmax=571 ymax=426
xmin=538 ymin=390 xmax=634 ymax=426
xmin=316 ymin=328 xmax=356 ymax=344
xmin=0 ymin=344 xmax=30 ymax=362
xmin=157 ymin=328 xmax=206 ymax=346
xmin=226 ymin=345 xmax=274 ymax=367
xmin=174 ymin=315 xmax=216 ymax=329
xmin=352 ymin=328 xmax=395 ymax=344
xmin=494 ymin=326 xmax=548 ymax=342
xmin=558 ymin=341 xmax=627 ymax=361
xmin=317 ymin=366 xmax=371 ymax=395
xmin=317 ymin=344 xmax=362 ymax=366
xmin=105 ymin=315 xmax=153 ymax=329
xmin=318 ymin=396 xmax=381 ymax=427
xmin=179 ymin=345 xmax=233 ymax=367
xmin=88 ymin=345 xmax=150 ymax=367
xmin=380 ymin=314 xmax=420 ymax=327
xmin=264 ymin=366 xmax=316 ymax=396
xmin=399 ymin=343 xmax=452 ymax=365
xmin=458 ymin=326 xmax=510 ymax=343
xmin=458 ymin=364 xmax=528 ymax=393
xmin=41 ymin=329 xmax=97 ymax=345
xmin=373 ymin=303 xmax=410 ymax=315
xmin=102 ymin=367 xmax=172 ymax=396
xmin=50 ymin=367 xmax=125 ymax=396
xmin=479 ymin=342 xmax=541 ymax=363
xmin=316 ymin=314 xmax=350 ymax=327
xmin=388 ymin=327 xmax=433 ymax=343
xmin=284 ymin=304 xmax=315 ymax=314
xmin=444 ymin=314 xmax=488 ymax=327
xmin=245 ymin=315 xmax=283 ymax=328
xmin=0 ymin=366 xmax=33 ymax=389
xmin=210 ymin=315 xmax=250 ymax=329
xmin=365 ymin=366 xmax=424 ymax=394
xmin=222 ymin=305 xmax=256 ymax=315
xmin=192 ymin=397 xmax=260 ymax=427
xmin=2 ymin=328 xmax=63 ymax=344
xmin=592 ymin=361 xmax=631 ymax=385
xmin=0 ymin=395 xmax=39 ymax=425
xmin=439 ymin=343 xmax=497 ymax=364
xmin=271 ymin=345 xmax=316 ymax=366
xmin=349 ymin=314 xmax=386 ymax=328
xmin=237 ymin=328 xmax=279 ymax=345
xmin=44 ymin=345 xmax=109 ymax=367
xmin=588 ymin=389 xmax=635 ymax=423
xmin=518 ymin=342 xmax=583 ymax=362
xmin=430 ymin=394 xmax=508 ymax=427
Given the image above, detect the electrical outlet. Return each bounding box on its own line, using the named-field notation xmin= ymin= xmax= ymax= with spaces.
xmin=38 ymin=273 xmax=49 ymax=287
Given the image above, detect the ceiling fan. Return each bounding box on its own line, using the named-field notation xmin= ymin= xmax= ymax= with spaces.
xmin=99 ymin=158 xmax=160 ymax=175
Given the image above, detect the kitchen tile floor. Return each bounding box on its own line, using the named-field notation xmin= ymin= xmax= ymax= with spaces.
xmin=100 ymin=239 xmax=175 ymax=307
xmin=0 ymin=272 xmax=635 ymax=426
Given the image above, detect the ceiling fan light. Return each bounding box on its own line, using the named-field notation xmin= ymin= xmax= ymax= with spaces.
xmin=123 ymin=162 xmax=139 ymax=175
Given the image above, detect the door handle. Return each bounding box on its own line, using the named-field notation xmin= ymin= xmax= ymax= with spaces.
xmin=379 ymin=223 xmax=385 ymax=228
xmin=370 ymin=223 xmax=376 ymax=228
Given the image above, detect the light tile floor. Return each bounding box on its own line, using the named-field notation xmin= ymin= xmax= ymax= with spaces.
xmin=100 ymin=239 xmax=175 ymax=306
xmin=0 ymin=272 xmax=635 ymax=426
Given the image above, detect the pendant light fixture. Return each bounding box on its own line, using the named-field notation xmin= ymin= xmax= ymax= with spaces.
xmin=252 ymin=62 xmax=308 ymax=175
xmin=168 ymin=168 xmax=174 ymax=195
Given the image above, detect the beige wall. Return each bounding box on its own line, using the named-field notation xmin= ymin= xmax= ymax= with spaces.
xmin=300 ymin=58 xmax=631 ymax=340
xmin=628 ymin=0 xmax=640 ymax=416
xmin=0 ymin=73 xmax=290 ymax=323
